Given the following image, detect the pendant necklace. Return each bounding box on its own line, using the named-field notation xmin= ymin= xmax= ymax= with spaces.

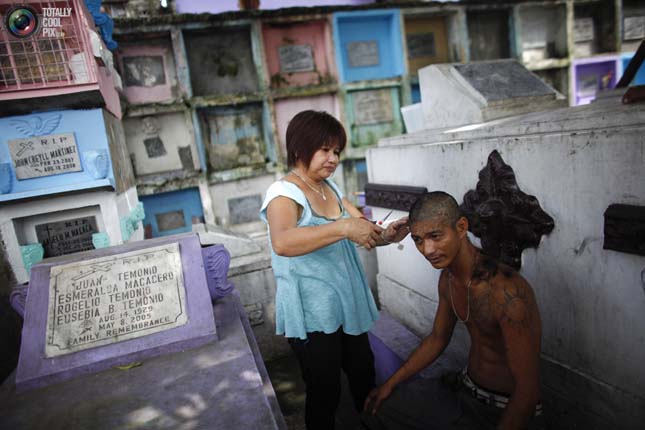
xmin=448 ymin=250 xmax=479 ymax=323
xmin=291 ymin=170 xmax=326 ymax=201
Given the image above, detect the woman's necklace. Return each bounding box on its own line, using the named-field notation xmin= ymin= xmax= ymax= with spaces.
xmin=448 ymin=250 xmax=479 ymax=323
xmin=291 ymin=170 xmax=326 ymax=201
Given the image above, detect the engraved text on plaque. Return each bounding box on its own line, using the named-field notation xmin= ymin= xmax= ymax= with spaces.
xmin=45 ymin=243 xmax=188 ymax=357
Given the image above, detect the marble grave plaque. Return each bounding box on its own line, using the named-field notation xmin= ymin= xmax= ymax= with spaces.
xmin=144 ymin=136 xmax=167 ymax=158
xmin=228 ymin=194 xmax=262 ymax=225
xmin=45 ymin=242 xmax=188 ymax=358
xmin=624 ymin=16 xmax=645 ymax=41
xmin=123 ymin=56 xmax=166 ymax=87
xmin=8 ymin=133 xmax=82 ymax=179
xmin=156 ymin=210 xmax=186 ymax=232
xmin=353 ymin=89 xmax=393 ymax=125
xmin=347 ymin=40 xmax=379 ymax=67
xmin=574 ymin=18 xmax=594 ymax=43
xmin=36 ymin=216 xmax=98 ymax=258
xmin=278 ymin=44 xmax=315 ymax=73
xmin=407 ymin=33 xmax=436 ymax=58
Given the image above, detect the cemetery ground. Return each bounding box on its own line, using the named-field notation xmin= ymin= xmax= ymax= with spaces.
xmin=266 ymin=352 xmax=362 ymax=430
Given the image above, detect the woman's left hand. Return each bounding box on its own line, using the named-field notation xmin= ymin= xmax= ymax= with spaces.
xmin=381 ymin=217 xmax=409 ymax=243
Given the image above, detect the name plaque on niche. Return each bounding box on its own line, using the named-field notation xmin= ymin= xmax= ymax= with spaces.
xmin=279 ymin=44 xmax=315 ymax=73
xmin=36 ymin=216 xmax=99 ymax=258
xmin=8 ymin=133 xmax=82 ymax=179
xmin=45 ymin=243 xmax=188 ymax=358
xmin=407 ymin=33 xmax=436 ymax=58
xmin=574 ymin=18 xmax=594 ymax=42
xmin=353 ymin=89 xmax=393 ymax=125
xmin=347 ymin=40 xmax=379 ymax=67
xmin=624 ymin=16 xmax=645 ymax=41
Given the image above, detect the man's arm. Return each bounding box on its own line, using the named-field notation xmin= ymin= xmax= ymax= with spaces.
xmin=365 ymin=271 xmax=457 ymax=413
xmin=496 ymin=275 xmax=542 ymax=430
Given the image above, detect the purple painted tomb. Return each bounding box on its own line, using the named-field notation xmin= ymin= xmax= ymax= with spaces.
xmin=16 ymin=234 xmax=217 ymax=391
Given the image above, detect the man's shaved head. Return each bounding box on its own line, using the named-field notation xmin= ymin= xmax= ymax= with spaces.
xmin=409 ymin=191 xmax=461 ymax=228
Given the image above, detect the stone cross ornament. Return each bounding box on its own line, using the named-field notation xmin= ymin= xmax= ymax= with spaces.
xmin=460 ymin=150 xmax=555 ymax=270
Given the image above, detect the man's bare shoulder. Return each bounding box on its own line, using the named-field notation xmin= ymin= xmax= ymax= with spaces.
xmin=492 ymin=274 xmax=539 ymax=330
xmin=476 ymin=256 xmax=540 ymax=330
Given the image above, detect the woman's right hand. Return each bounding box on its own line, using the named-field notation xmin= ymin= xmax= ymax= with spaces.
xmin=340 ymin=218 xmax=383 ymax=250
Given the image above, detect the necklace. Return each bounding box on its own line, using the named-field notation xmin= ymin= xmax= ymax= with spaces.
xmin=448 ymin=250 xmax=479 ymax=323
xmin=291 ymin=170 xmax=326 ymax=201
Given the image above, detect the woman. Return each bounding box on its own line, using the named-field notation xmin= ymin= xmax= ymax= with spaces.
xmin=260 ymin=110 xmax=409 ymax=429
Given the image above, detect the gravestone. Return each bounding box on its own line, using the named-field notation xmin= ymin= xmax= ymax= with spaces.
xmin=143 ymin=136 xmax=166 ymax=158
xmin=278 ymin=44 xmax=315 ymax=73
xmin=418 ymin=59 xmax=566 ymax=129
xmin=156 ymin=210 xmax=186 ymax=232
xmin=347 ymin=40 xmax=379 ymax=67
xmin=15 ymin=234 xmax=216 ymax=391
xmin=8 ymin=133 xmax=82 ymax=179
xmin=228 ymin=194 xmax=262 ymax=225
xmin=36 ymin=216 xmax=99 ymax=258
xmin=407 ymin=33 xmax=436 ymax=58
xmin=353 ymin=89 xmax=393 ymax=125
xmin=122 ymin=56 xmax=166 ymax=87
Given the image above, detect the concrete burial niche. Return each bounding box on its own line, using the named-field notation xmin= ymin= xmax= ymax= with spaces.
xmin=207 ymin=173 xmax=275 ymax=234
xmin=116 ymin=34 xmax=180 ymax=104
xmin=198 ymin=104 xmax=267 ymax=172
xmin=622 ymin=0 xmax=645 ymax=52
xmin=518 ymin=4 xmax=568 ymax=65
xmin=346 ymin=87 xmax=403 ymax=147
xmin=333 ymin=9 xmax=404 ymax=83
xmin=262 ymin=20 xmax=336 ymax=88
xmin=404 ymin=14 xmax=451 ymax=76
xmin=573 ymin=1 xmax=617 ymax=57
xmin=15 ymin=234 xmax=216 ymax=391
xmin=418 ymin=60 xmax=566 ymax=130
xmin=124 ymin=111 xmax=199 ymax=176
xmin=466 ymin=9 xmax=510 ymax=61
xmin=183 ymin=26 xmax=259 ymax=96
xmin=140 ymin=188 xmax=204 ymax=238
xmin=572 ymin=56 xmax=619 ymax=106
xmin=0 ymin=109 xmax=123 ymax=200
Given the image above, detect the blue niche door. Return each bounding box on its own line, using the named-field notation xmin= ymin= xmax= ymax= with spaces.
xmin=333 ymin=10 xmax=404 ymax=83
xmin=140 ymin=188 xmax=204 ymax=238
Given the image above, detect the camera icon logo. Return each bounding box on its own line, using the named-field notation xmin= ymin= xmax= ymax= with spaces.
xmin=5 ymin=5 xmax=40 ymax=38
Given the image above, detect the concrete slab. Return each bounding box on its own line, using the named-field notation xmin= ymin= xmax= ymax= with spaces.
xmin=0 ymin=293 xmax=286 ymax=430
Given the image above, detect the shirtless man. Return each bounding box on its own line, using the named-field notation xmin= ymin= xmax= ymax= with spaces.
xmin=363 ymin=191 xmax=543 ymax=430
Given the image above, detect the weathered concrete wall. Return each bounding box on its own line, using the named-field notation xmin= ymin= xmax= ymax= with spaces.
xmin=368 ymin=97 xmax=645 ymax=427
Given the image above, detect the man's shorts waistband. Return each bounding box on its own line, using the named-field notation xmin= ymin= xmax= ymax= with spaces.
xmin=459 ymin=368 xmax=543 ymax=416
